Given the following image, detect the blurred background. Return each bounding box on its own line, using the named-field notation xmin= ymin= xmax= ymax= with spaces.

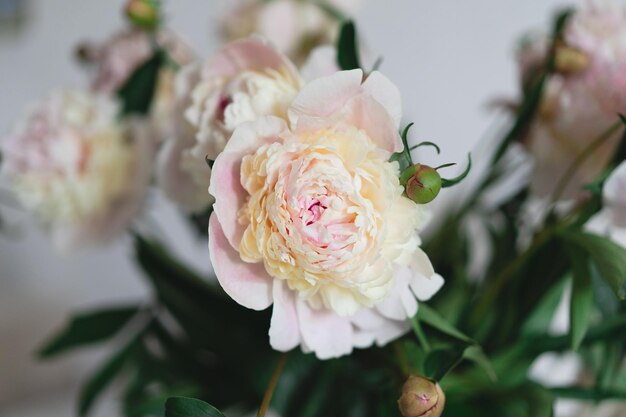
xmin=0 ymin=0 xmax=598 ymax=415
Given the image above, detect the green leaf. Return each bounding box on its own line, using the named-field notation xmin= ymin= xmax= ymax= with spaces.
xmin=38 ymin=305 xmax=140 ymax=358
xmin=550 ymin=386 xmax=626 ymax=401
xmin=78 ymin=336 xmax=140 ymax=417
xmin=165 ymin=397 xmax=226 ymax=417
xmin=521 ymin=277 xmax=567 ymax=337
xmin=416 ymin=304 xmax=475 ymax=345
xmin=118 ymin=50 xmax=164 ymax=116
xmin=463 ymin=345 xmax=497 ymax=382
xmin=441 ymin=154 xmax=472 ymax=188
xmin=336 ymin=20 xmax=361 ymax=71
xmin=567 ymin=246 xmax=594 ymax=350
xmin=561 ymin=230 xmax=626 ymax=299
xmin=424 ymin=347 xmax=466 ymax=381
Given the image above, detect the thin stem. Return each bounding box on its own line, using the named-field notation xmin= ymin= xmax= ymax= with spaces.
xmin=411 ymin=318 xmax=432 ymax=353
xmin=257 ymin=353 xmax=289 ymax=417
xmin=549 ymin=120 xmax=622 ymax=205
xmin=393 ymin=341 xmax=411 ymax=376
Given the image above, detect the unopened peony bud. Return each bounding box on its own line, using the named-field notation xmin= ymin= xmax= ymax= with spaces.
xmin=400 ymin=164 xmax=442 ymax=204
xmin=554 ymin=44 xmax=589 ymax=74
xmin=398 ymin=375 xmax=446 ymax=417
xmin=125 ymin=0 xmax=160 ymax=30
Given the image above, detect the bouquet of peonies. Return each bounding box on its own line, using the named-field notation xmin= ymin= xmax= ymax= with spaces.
xmin=3 ymin=0 xmax=626 ymax=416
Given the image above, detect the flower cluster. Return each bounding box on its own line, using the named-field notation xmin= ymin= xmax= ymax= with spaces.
xmin=518 ymin=1 xmax=626 ymax=198
xmin=221 ymin=0 xmax=362 ymax=65
xmin=1 ymin=90 xmax=153 ymax=249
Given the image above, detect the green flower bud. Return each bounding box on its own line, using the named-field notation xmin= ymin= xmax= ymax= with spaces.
xmin=125 ymin=0 xmax=160 ymax=30
xmin=400 ymin=164 xmax=442 ymax=204
xmin=398 ymin=375 xmax=446 ymax=417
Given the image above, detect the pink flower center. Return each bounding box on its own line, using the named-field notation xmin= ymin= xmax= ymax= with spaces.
xmin=300 ymin=199 xmax=327 ymax=226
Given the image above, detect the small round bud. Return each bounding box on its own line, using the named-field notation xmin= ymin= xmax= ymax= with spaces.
xmin=400 ymin=164 xmax=442 ymax=204
xmin=125 ymin=0 xmax=160 ymax=30
xmin=398 ymin=375 xmax=446 ymax=417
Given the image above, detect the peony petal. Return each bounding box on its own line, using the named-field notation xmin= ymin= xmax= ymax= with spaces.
xmin=288 ymin=69 xmax=363 ymax=126
xmin=411 ymin=273 xmax=445 ymax=302
xmin=208 ymin=215 xmax=273 ymax=310
xmin=409 ymin=247 xmax=436 ymax=278
xmin=209 ymin=117 xmax=289 ymax=249
xmin=204 ymin=37 xmax=299 ymax=80
xmin=156 ymin=132 xmax=210 ymax=212
xmin=220 ymin=115 xmax=289 ymax=155
xmin=341 ymin=94 xmax=403 ymax=155
xmin=269 ymin=280 xmax=300 ymax=352
xmin=296 ymin=299 xmax=353 ymax=359
xmin=375 ymin=267 xmax=416 ymax=320
xmin=208 ymin=151 xmax=248 ymax=249
xmin=362 ymin=71 xmax=402 ymax=127
xmin=300 ymin=46 xmax=340 ymax=81
xmin=257 ymin=1 xmax=299 ymax=55
xmin=374 ymin=319 xmax=411 ymax=346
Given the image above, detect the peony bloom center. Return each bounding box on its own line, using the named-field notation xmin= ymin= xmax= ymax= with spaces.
xmin=238 ymin=126 xmax=413 ymax=316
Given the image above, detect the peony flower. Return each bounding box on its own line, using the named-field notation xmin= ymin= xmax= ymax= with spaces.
xmin=157 ymin=38 xmax=302 ymax=212
xmin=220 ymin=0 xmax=361 ymax=65
xmin=208 ymin=69 xmax=443 ymax=359
xmin=565 ymin=0 xmax=626 ymax=115
xmin=1 ymin=90 xmax=153 ymax=250
xmin=517 ymin=2 xmax=625 ymax=199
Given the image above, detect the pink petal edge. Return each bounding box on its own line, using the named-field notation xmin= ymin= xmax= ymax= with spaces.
xmin=209 ymin=215 xmax=273 ymax=311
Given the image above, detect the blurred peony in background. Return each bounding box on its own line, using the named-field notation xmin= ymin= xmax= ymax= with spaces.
xmin=1 ymin=1 xmax=626 ymax=417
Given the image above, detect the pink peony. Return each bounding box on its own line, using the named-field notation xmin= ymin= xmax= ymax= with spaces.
xmin=208 ymin=69 xmax=443 ymax=359
xmin=565 ymin=0 xmax=626 ymax=115
xmin=1 ymin=90 xmax=153 ymax=250
xmin=157 ymin=38 xmax=302 ymax=211
xmin=221 ymin=0 xmax=362 ymax=65
xmin=516 ymin=1 xmax=626 ymax=199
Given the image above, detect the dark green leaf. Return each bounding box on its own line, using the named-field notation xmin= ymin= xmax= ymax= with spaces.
xmin=118 ymin=50 xmax=164 ymax=116
xmin=38 ymin=305 xmax=140 ymax=358
xmin=336 ymin=20 xmax=361 ymax=70
xmin=424 ymin=347 xmax=466 ymax=381
xmin=165 ymin=397 xmax=226 ymax=417
xmin=79 ymin=336 xmax=140 ymax=417
xmin=567 ymin=246 xmax=594 ymax=350
xmin=521 ymin=277 xmax=567 ymax=337
xmin=561 ymin=231 xmax=626 ymax=299
xmin=416 ymin=304 xmax=475 ymax=345
xmin=550 ymin=386 xmax=626 ymax=401
xmin=463 ymin=346 xmax=497 ymax=382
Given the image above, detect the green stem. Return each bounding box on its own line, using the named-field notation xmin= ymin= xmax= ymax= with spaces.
xmin=393 ymin=341 xmax=411 ymax=376
xmin=411 ymin=318 xmax=432 ymax=353
xmin=257 ymin=353 xmax=288 ymax=417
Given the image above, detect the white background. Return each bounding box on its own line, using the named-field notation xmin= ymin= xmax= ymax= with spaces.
xmin=0 ymin=0 xmax=596 ymax=415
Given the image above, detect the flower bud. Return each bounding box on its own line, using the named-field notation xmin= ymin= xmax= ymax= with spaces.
xmin=554 ymin=44 xmax=589 ymax=74
xmin=125 ymin=0 xmax=160 ymax=30
xmin=398 ymin=375 xmax=445 ymax=417
xmin=400 ymin=164 xmax=442 ymax=204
